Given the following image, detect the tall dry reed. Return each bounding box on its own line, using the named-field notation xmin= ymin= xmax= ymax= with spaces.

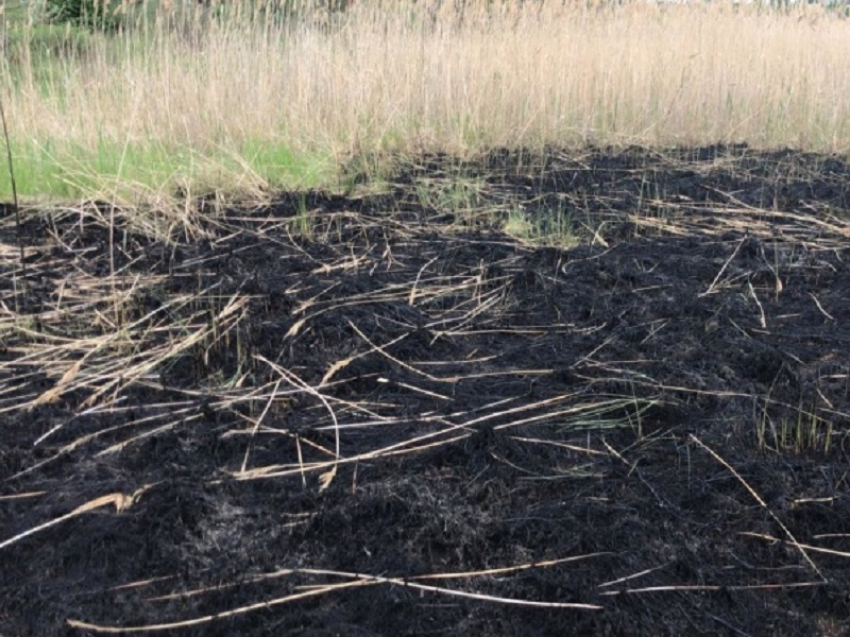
xmin=2 ymin=0 xmax=850 ymax=197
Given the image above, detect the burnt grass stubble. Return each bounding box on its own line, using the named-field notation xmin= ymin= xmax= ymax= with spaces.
xmin=1 ymin=145 xmax=850 ymax=636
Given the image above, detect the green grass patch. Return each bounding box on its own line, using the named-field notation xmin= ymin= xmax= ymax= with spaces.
xmin=237 ymin=139 xmax=337 ymax=190
xmin=1 ymin=138 xmax=337 ymax=203
xmin=504 ymin=203 xmax=579 ymax=248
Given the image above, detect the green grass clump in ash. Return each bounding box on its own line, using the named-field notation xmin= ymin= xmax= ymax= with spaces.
xmin=755 ymin=396 xmax=842 ymax=456
xmin=3 ymin=0 xmax=850 ymax=209
xmin=504 ymin=200 xmax=579 ymax=248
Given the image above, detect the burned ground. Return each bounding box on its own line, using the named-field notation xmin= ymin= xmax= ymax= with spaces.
xmin=1 ymin=145 xmax=850 ymax=636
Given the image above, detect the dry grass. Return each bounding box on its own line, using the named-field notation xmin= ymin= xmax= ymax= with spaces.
xmin=2 ymin=0 xmax=850 ymax=201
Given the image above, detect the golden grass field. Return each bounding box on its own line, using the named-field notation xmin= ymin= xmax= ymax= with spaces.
xmin=2 ymin=0 xmax=850 ymax=202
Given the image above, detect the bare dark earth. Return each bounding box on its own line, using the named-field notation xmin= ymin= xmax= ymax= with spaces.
xmin=1 ymin=145 xmax=850 ymax=636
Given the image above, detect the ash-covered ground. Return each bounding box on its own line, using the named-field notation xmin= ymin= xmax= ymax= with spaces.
xmin=2 ymin=145 xmax=849 ymax=636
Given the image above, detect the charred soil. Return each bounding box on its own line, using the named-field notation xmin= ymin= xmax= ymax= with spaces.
xmin=2 ymin=145 xmax=850 ymax=636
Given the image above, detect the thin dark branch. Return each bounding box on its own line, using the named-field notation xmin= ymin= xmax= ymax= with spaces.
xmin=0 ymin=86 xmax=24 ymax=276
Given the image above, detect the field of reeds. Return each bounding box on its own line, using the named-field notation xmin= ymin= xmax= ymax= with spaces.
xmin=2 ymin=0 xmax=850 ymax=203
xmin=2 ymin=2 xmax=850 ymax=636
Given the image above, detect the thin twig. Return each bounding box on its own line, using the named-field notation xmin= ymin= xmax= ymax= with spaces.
xmin=690 ymin=434 xmax=826 ymax=582
xmin=699 ymin=235 xmax=747 ymax=297
xmin=68 ymin=556 xmax=605 ymax=633
xmin=0 ymin=87 xmax=24 ymax=279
